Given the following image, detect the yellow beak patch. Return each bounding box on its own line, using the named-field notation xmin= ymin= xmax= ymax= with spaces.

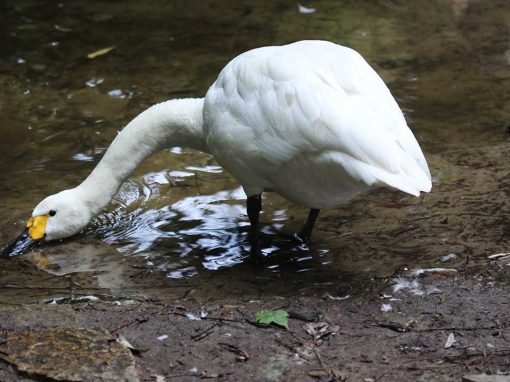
xmin=26 ymin=215 xmax=49 ymax=240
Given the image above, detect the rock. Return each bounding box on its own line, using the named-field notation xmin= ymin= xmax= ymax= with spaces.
xmin=0 ymin=327 xmax=139 ymax=381
xmin=0 ymin=305 xmax=78 ymax=330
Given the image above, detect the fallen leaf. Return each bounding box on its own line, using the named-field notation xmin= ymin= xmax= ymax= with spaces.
xmin=87 ymin=46 xmax=115 ymax=59
xmin=381 ymin=303 xmax=392 ymax=312
xmin=256 ymin=309 xmax=289 ymax=329
xmin=185 ymin=312 xmax=201 ymax=321
xmin=303 ymin=322 xmax=328 ymax=337
xmin=444 ymin=332 xmax=456 ymax=348
xmin=297 ymin=4 xmax=316 ymax=14
xmin=303 ymin=322 xmax=340 ymax=346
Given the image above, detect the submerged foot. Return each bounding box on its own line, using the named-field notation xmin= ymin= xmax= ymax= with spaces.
xmin=297 ymin=230 xmax=313 ymax=245
xmin=248 ymin=246 xmax=265 ymax=265
xmin=294 ymin=208 xmax=320 ymax=248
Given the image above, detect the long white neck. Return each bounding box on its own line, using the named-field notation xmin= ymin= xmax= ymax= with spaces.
xmin=76 ymin=98 xmax=206 ymax=214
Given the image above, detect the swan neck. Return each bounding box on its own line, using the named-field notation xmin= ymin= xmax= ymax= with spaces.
xmin=77 ymin=98 xmax=206 ymax=214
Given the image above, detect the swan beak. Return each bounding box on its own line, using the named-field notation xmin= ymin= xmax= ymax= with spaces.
xmin=1 ymin=215 xmax=48 ymax=257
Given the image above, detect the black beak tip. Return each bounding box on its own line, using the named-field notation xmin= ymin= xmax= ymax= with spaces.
xmin=1 ymin=229 xmax=40 ymax=258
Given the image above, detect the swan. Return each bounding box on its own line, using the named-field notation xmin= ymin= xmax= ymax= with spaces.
xmin=2 ymin=40 xmax=431 ymax=259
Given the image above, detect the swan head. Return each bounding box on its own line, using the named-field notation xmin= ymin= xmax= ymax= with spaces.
xmin=2 ymin=189 xmax=92 ymax=257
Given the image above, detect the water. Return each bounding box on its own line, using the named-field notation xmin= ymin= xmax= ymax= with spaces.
xmin=0 ymin=0 xmax=509 ymax=301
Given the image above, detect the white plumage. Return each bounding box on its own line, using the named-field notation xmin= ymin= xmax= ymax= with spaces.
xmin=205 ymin=40 xmax=431 ymax=207
xmin=3 ymin=40 xmax=431 ymax=258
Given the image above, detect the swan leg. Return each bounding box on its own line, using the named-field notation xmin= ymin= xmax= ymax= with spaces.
xmin=297 ymin=208 xmax=320 ymax=245
xmin=246 ymin=194 xmax=262 ymax=259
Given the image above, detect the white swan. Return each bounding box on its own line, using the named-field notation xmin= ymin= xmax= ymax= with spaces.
xmin=2 ymin=40 xmax=431 ymax=258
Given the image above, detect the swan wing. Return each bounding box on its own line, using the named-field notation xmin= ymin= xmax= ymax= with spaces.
xmin=206 ymin=41 xmax=431 ymax=196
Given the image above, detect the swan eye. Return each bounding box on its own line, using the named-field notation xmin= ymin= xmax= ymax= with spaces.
xmin=49 ymin=210 xmax=56 ymax=217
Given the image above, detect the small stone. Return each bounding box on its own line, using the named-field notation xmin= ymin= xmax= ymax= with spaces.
xmin=308 ymin=370 xmax=328 ymax=377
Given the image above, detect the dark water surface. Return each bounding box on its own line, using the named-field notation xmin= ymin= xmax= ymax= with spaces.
xmin=0 ymin=0 xmax=509 ymax=301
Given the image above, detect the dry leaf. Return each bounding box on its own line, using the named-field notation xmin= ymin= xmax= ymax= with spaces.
xmin=298 ymin=4 xmax=316 ymax=14
xmin=87 ymin=46 xmax=115 ymax=59
xmin=444 ymin=332 xmax=456 ymax=348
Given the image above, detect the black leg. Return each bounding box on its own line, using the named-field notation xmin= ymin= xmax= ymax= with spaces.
xmin=297 ymin=208 xmax=320 ymax=245
xmin=246 ymin=194 xmax=262 ymax=258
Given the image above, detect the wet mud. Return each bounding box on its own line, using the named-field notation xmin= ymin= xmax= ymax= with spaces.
xmin=1 ymin=0 xmax=510 ymax=381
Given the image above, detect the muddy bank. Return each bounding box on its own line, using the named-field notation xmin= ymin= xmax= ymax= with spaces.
xmin=0 ymin=267 xmax=510 ymax=381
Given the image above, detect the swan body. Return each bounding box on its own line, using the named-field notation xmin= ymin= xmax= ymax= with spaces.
xmin=2 ymin=40 xmax=431 ymax=257
xmin=204 ymin=40 xmax=430 ymax=207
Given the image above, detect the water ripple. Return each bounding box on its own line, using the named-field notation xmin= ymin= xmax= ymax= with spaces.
xmin=90 ymin=175 xmax=330 ymax=278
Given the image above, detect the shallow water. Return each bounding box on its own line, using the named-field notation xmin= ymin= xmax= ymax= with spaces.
xmin=0 ymin=0 xmax=509 ymax=301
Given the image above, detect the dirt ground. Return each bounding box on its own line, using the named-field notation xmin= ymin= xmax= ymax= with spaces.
xmin=1 ymin=142 xmax=510 ymax=382
xmin=1 ymin=275 xmax=510 ymax=382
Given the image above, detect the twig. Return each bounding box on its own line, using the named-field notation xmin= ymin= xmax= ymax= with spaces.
xmin=373 ymin=322 xmax=409 ymax=332
xmin=313 ymin=348 xmax=328 ymax=373
xmin=191 ymin=323 xmax=220 ymax=341
xmin=392 ymin=225 xmax=420 ymax=236
xmin=287 ymin=310 xmax=317 ymax=322
xmin=414 ymin=326 xmax=499 ymax=332
xmin=219 ymin=342 xmax=250 ymax=361
xmin=397 ymin=362 xmax=457 ymax=371
xmin=111 ymin=316 xmax=150 ymax=334
xmin=170 ymin=312 xmax=263 ymax=328
xmin=0 ymin=284 xmax=197 ymax=290
xmin=374 ymin=321 xmax=502 ymax=333
xmin=444 ymin=348 xmax=510 ymax=362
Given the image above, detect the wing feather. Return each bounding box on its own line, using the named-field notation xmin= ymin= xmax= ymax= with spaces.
xmin=260 ymin=42 xmax=431 ymax=194
xmin=205 ymin=41 xmax=431 ymax=196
